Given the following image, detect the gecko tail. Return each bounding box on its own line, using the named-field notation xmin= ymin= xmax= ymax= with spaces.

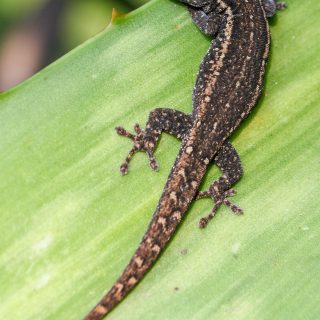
xmin=84 ymin=150 xmax=208 ymax=320
xmin=84 ymin=202 xmax=183 ymax=320
xmin=84 ymin=199 xmax=197 ymax=319
xmin=83 ymin=226 xmax=173 ymax=320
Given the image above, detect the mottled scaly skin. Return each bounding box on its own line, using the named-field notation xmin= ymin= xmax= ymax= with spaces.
xmin=84 ymin=0 xmax=284 ymax=318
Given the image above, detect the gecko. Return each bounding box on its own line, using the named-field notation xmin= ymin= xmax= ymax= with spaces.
xmin=84 ymin=0 xmax=286 ymax=319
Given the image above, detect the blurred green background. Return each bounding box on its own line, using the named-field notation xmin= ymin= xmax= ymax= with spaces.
xmin=0 ymin=0 xmax=149 ymax=91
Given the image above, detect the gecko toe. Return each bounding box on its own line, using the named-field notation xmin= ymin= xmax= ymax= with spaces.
xmin=120 ymin=163 xmax=129 ymax=175
xmin=199 ymin=217 xmax=209 ymax=229
xmin=149 ymin=158 xmax=159 ymax=171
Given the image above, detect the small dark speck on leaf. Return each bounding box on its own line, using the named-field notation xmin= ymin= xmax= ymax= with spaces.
xmin=180 ymin=248 xmax=188 ymax=255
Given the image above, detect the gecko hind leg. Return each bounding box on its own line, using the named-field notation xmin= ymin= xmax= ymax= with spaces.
xmin=116 ymin=108 xmax=192 ymax=175
xmin=196 ymin=140 xmax=243 ymax=228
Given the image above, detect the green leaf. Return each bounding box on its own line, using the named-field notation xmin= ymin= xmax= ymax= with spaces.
xmin=0 ymin=0 xmax=319 ymax=319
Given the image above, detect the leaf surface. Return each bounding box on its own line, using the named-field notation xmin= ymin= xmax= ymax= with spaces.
xmin=0 ymin=1 xmax=319 ymax=319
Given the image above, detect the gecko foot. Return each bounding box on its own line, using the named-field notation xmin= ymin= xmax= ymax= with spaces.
xmin=115 ymin=124 xmax=159 ymax=175
xmin=197 ymin=187 xmax=243 ymax=228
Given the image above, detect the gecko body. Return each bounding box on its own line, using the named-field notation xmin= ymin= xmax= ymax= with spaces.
xmin=85 ymin=1 xmax=285 ymax=319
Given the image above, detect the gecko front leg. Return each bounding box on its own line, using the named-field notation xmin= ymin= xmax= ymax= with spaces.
xmin=187 ymin=6 xmax=222 ymax=37
xmin=116 ymin=108 xmax=192 ymax=174
xmin=197 ymin=141 xmax=243 ymax=228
